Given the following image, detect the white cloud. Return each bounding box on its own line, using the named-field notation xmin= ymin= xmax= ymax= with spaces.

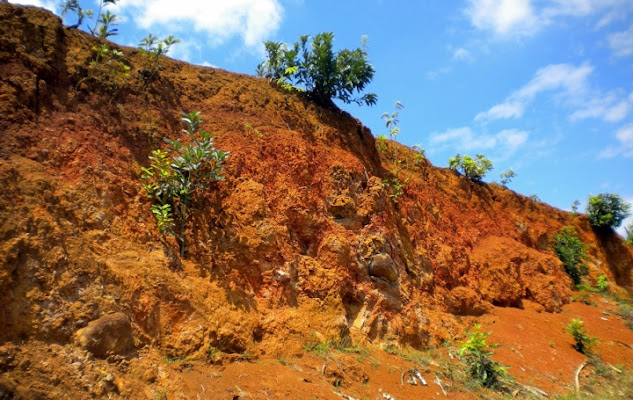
xmin=476 ymin=62 xmax=593 ymax=122
xmin=426 ymin=66 xmax=452 ymax=80
xmin=466 ymin=0 xmax=633 ymax=38
xmin=429 ymin=126 xmax=528 ymax=158
xmin=608 ymin=25 xmax=633 ymax=58
xmin=453 ymin=47 xmax=473 ymax=61
xmin=615 ymin=198 xmax=633 ymax=238
xmin=466 ymin=0 xmax=538 ymax=37
xmin=116 ymin=0 xmax=283 ymax=49
xmin=9 ymin=0 xmax=56 ymax=12
xmin=571 ymin=90 xmax=633 ymax=123
xmin=599 ymin=123 xmax=633 ymax=158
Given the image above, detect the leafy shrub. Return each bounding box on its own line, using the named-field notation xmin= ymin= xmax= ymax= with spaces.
xmin=78 ymin=43 xmax=130 ymax=99
xmin=571 ymin=199 xmax=581 ymax=216
xmin=448 ymin=154 xmax=493 ymax=182
xmin=499 ymin=168 xmax=517 ymax=186
xmin=552 ymin=226 xmax=588 ymax=285
xmin=458 ymin=324 xmax=508 ymax=388
xmin=138 ymin=34 xmax=180 ymax=88
xmin=61 ymin=0 xmax=93 ymax=29
xmin=566 ymin=318 xmax=597 ymax=354
xmin=61 ymin=0 xmax=119 ymax=36
xmin=257 ymin=32 xmax=377 ymax=107
xmin=586 ymin=193 xmax=631 ymax=229
xmin=595 ymin=274 xmax=609 ymax=292
xmin=141 ymin=111 xmax=228 ymax=256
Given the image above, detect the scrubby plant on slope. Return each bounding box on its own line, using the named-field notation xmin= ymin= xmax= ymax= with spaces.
xmin=567 ymin=318 xmax=597 ymax=355
xmin=141 ymin=111 xmax=228 ymax=257
xmin=61 ymin=0 xmax=119 ymax=36
xmin=448 ymin=154 xmax=493 ymax=182
xmin=499 ymin=168 xmax=517 ymax=187
xmin=586 ymin=193 xmax=631 ymax=229
xmin=138 ymin=34 xmax=180 ymax=88
xmin=257 ymin=32 xmax=377 ymax=107
xmin=552 ymin=226 xmax=588 ymax=285
xmin=458 ymin=324 xmax=508 ymax=388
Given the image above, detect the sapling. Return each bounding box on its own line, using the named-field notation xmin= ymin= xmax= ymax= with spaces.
xmin=458 ymin=324 xmax=508 ymax=388
xmin=138 ymin=34 xmax=181 ymax=88
xmin=567 ymin=318 xmax=597 ymax=354
xmin=142 ymin=111 xmax=228 ymax=256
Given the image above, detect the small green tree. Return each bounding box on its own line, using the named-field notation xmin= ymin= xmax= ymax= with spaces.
xmin=567 ymin=318 xmax=597 ymax=355
xmin=138 ymin=34 xmax=180 ymax=88
xmin=552 ymin=226 xmax=588 ymax=285
xmin=257 ymin=32 xmax=377 ymax=107
xmin=586 ymin=193 xmax=631 ymax=229
xmin=141 ymin=111 xmax=228 ymax=256
xmin=499 ymin=168 xmax=517 ymax=187
xmin=571 ymin=199 xmax=581 ymax=216
xmin=89 ymin=0 xmax=119 ymax=38
xmin=448 ymin=154 xmax=493 ymax=182
xmin=458 ymin=324 xmax=508 ymax=388
xmin=61 ymin=0 xmax=93 ymax=29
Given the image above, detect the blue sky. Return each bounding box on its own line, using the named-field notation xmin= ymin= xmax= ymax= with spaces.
xmin=13 ymin=0 xmax=633 ymax=235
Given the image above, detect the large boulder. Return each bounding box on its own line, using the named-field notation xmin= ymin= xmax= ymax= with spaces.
xmin=75 ymin=313 xmax=134 ymax=358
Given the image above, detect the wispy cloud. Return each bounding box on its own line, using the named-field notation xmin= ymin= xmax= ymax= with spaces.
xmin=428 ymin=126 xmax=528 ymax=160
xmin=426 ymin=66 xmax=452 ymax=80
xmin=599 ymin=123 xmax=633 ymax=158
xmin=452 ymin=47 xmax=474 ymax=61
xmin=465 ymin=0 xmax=633 ymax=39
xmin=608 ymin=24 xmax=633 ymax=57
xmin=475 ymin=62 xmax=593 ymax=122
xmin=571 ymin=91 xmax=633 ymax=122
xmin=466 ymin=0 xmax=538 ymax=37
xmin=9 ymin=0 xmax=56 ymax=12
xmin=116 ymin=0 xmax=284 ymax=49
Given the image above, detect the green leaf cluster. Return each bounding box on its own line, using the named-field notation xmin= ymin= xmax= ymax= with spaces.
xmin=499 ymin=168 xmax=517 ymax=187
xmin=566 ymin=318 xmax=597 ymax=355
xmin=141 ymin=111 xmax=228 ymax=256
xmin=257 ymin=33 xmax=377 ymax=107
xmin=138 ymin=34 xmax=181 ymax=88
xmin=448 ymin=154 xmax=493 ymax=182
xmin=552 ymin=226 xmax=588 ymax=285
xmin=61 ymin=0 xmax=119 ymax=38
xmin=458 ymin=324 xmax=508 ymax=388
xmin=586 ymin=193 xmax=631 ymax=229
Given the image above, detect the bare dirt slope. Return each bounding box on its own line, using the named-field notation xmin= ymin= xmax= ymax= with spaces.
xmin=1 ymin=4 xmax=632 ymax=399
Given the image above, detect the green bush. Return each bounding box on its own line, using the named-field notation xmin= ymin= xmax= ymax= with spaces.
xmin=566 ymin=318 xmax=597 ymax=354
xmin=458 ymin=324 xmax=508 ymax=388
xmin=448 ymin=154 xmax=493 ymax=182
xmin=138 ymin=34 xmax=180 ymax=88
xmin=257 ymin=32 xmax=377 ymax=107
xmin=552 ymin=226 xmax=588 ymax=285
xmin=499 ymin=168 xmax=517 ymax=187
xmin=586 ymin=193 xmax=631 ymax=229
xmin=141 ymin=111 xmax=228 ymax=256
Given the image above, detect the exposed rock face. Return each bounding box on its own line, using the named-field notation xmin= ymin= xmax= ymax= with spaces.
xmin=75 ymin=313 xmax=134 ymax=358
xmin=368 ymin=253 xmax=398 ymax=282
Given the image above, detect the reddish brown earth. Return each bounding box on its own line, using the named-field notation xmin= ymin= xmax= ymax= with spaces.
xmin=1 ymin=3 xmax=633 ymax=399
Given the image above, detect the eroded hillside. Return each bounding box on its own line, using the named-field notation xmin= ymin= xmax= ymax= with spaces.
xmin=1 ymin=4 xmax=632 ymax=399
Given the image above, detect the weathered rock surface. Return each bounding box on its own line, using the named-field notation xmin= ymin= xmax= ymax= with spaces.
xmin=75 ymin=313 xmax=134 ymax=358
